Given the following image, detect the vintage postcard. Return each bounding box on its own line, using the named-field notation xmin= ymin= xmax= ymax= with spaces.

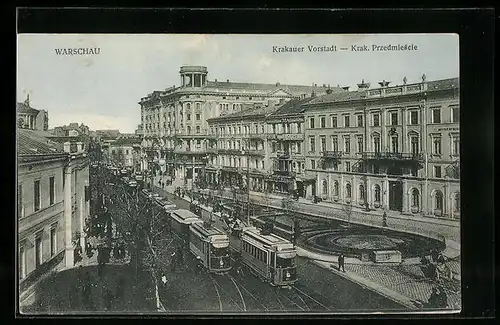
xmin=17 ymin=33 xmax=460 ymax=314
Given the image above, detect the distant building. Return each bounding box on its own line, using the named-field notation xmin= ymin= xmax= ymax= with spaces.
xmin=95 ymin=129 xmax=121 ymax=141
xmin=135 ymin=124 xmax=144 ymax=136
xmin=18 ymin=129 xmax=90 ymax=293
xmin=103 ymin=136 xmax=142 ymax=170
xmin=52 ymin=123 xmax=90 ymax=137
xmin=17 ymin=95 xmax=49 ymax=131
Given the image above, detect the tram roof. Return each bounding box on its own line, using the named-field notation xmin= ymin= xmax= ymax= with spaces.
xmin=170 ymin=209 xmax=203 ymax=224
xmin=242 ymin=227 xmax=291 ymax=247
xmin=190 ymin=222 xmax=226 ymax=238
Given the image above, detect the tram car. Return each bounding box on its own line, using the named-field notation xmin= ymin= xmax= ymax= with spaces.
xmin=167 ymin=209 xmax=203 ymax=242
xmin=188 ymin=222 xmax=232 ymax=274
xmin=240 ymin=226 xmax=298 ymax=286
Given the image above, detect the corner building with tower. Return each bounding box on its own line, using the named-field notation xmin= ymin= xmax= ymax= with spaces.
xmin=139 ymin=66 xmax=330 ymax=186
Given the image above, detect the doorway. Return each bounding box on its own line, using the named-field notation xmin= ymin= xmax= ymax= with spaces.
xmin=389 ymin=181 xmax=403 ymax=212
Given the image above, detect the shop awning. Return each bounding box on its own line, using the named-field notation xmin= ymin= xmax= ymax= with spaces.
xmin=296 ymin=175 xmax=316 ymax=183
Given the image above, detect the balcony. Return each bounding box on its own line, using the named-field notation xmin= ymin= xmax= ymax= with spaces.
xmin=322 ymin=151 xmax=343 ymax=160
xmin=218 ymin=148 xmax=243 ymax=155
xmin=276 ymin=150 xmax=290 ymax=159
xmin=272 ymin=169 xmax=296 ymax=177
xmin=246 ymin=134 xmax=266 ymax=140
xmin=246 ymin=149 xmax=265 ymax=157
xmin=276 ymin=133 xmax=304 ymax=141
xmin=206 ymin=147 xmax=218 ymax=154
xmin=222 ymin=166 xmax=241 ymax=173
xmin=362 ymin=152 xmax=425 ymax=164
xmin=174 ymin=148 xmax=207 ymax=155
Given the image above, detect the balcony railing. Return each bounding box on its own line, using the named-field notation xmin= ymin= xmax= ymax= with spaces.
xmin=218 ymin=148 xmax=243 ymax=155
xmin=273 ymin=169 xmax=296 ymax=177
xmin=276 ymin=150 xmax=290 ymax=159
xmin=206 ymin=147 xmax=218 ymax=154
xmin=222 ymin=166 xmax=241 ymax=172
xmin=362 ymin=152 xmax=425 ymax=162
xmin=322 ymin=151 xmax=343 ymax=159
xmin=276 ymin=133 xmax=304 ymax=141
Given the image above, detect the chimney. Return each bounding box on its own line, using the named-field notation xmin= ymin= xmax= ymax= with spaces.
xmin=63 ymin=142 xmax=71 ymax=153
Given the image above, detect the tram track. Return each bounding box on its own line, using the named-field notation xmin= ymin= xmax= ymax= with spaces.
xmin=228 ymin=274 xmax=269 ymax=311
xmin=209 ymin=275 xmax=244 ymax=311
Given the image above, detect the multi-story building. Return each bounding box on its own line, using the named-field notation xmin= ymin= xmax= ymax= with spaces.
xmin=205 ymin=102 xmax=281 ymax=191
xmin=17 ymin=96 xmax=49 ymax=131
xmin=138 ymin=65 xmax=330 ymax=185
xmin=52 ymin=123 xmax=90 ymax=138
xmin=302 ymin=76 xmax=460 ymax=219
xmin=104 ymin=136 xmax=142 ymax=170
xmin=18 ymin=128 xmax=90 ymax=292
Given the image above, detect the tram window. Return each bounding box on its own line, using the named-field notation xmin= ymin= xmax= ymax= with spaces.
xmin=276 ymin=256 xmax=295 ymax=268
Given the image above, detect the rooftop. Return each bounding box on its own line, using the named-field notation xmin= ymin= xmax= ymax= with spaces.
xmin=17 ymin=102 xmax=40 ymax=115
xmin=269 ymin=97 xmax=316 ymax=117
xmin=17 ymin=129 xmax=65 ymax=156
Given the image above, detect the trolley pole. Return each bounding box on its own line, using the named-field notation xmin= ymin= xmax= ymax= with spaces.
xmin=246 ymin=154 xmax=250 ymax=226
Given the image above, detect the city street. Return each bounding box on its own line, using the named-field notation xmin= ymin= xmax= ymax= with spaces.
xmin=150 ymin=184 xmax=405 ymax=312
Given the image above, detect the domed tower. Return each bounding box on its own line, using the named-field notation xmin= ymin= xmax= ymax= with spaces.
xmin=179 ymin=66 xmax=208 ymax=88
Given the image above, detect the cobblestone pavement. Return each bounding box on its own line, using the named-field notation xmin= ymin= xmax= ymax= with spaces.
xmin=345 ymin=263 xmax=461 ymax=310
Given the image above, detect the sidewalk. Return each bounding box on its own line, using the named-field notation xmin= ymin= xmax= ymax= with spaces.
xmin=20 ymin=243 xmax=155 ymax=314
xmin=157 ymin=182 xmax=461 ymax=311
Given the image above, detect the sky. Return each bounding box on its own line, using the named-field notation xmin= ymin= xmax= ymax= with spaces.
xmin=17 ymin=34 xmax=459 ymax=133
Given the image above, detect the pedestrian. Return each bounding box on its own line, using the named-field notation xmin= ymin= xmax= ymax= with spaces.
xmin=338 ymin=253 xmax=345 ymax=272
xmin=426 ymin=286 xmax=447 ymax=308
xmin=161 ymin=274 xmax=167 ymax=286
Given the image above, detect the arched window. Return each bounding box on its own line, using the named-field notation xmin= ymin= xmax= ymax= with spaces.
xmin=435 ymin=190 xmax=443 ymax=210
xmin=196 ymin=103 xmax=201 ymax=110
xmin=454 ymin=192 xmax=460 ymax=211
xmin=374 ymin=184 xmax=381 ymax=202
xmin=359 ymin=184 xmax=365 ymax=200
xmin=322 ymin=180 xmax=328 ymax=196
xmin=411 ymin=188 xmax=420 ymax=208
xmin=186 ymin=103 xmax=191 ymax=110
xmin=346 ymin=183 xmax=352 ymax=198
xmin=333 ymin=181 xmax=339 ymax=196
xmin=187 ymin=126 xmax=191 ymax=134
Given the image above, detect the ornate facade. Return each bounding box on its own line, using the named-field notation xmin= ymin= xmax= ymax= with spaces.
xmin=139 ymin=65 xmax=330 ymax=185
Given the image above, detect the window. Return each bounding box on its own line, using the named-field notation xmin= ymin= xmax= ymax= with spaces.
xmin=411 ymin=136 xmax=419 ymax=156
xmin=49 ymin=177 xmax=55 ymax=205
xmin=373 ymin=136 xmax=381 ymax=153
xmin=196 ymin=113 xmax=201 ymax=121
xmin=311 ymin=160 xmax=316 ymax=170
xmin=19 ymin=246 xmax=26 ymax=279
xmin=334 ymin=181 xmax=339 ymax=196
xmin=50 ymin=225 xmax=57 ymax=256
xmin=357 ymin=115 xmax=363 ymax=127
xmin=344 ymin=137 xmax=350 ymax=153
xmin=320 ymin=116 xmax=326 ymax=128
xmin=309 ymin=117 xmax=315 ymax=129
xmin=411 ymin=189 xmax=420 ymax=208
xmin=452 ymin=136 xmax=460 ymax=155
xmin=346 ymin=162 xmax=351 ymax=172
xmin=35 ymin=234 xmax=42 ymax=268
xmin=187 ymin=113 xmax=191 ymax=121
xmin=373 ymin=114 xmax=380 ymax=126
xmin=18 ymin=184 xmax=23 ymax=218
xmin=322 ymin=180 xmax=328 ymax=195
xmin=34 ymin=180 xmax=40 ymax=212
xmin=357 ymin=137 xmax=363 ymax=153
xmin=344 ymin=116 xmax=350 ymax=127
xmin=434 ymin=165 xmax=442 ymax=178
xmin=391 ymin=136 xmax=399 ymax=153
xmin=410 ymin=111 xmax=419 ymax=125
xmin=359 ymin=184 xmax=365 ymax=200
xmin=297 ymin=123 xmax=302 ymax=133
xmin=196 ymin=126 xmax=200 ymax=133
xmin=451 ymin=106 xmax=459 ymax=123
xmin=187 ymin=126 xmax=191 ymax=134
xmin=320 ymin=136 xmax=326 ymax=153
xmin=346 ymin=183 xmax=352 ymax=198
xmin=261 ymin=161 xmax=264 ymax=169
xmin=433 ymin=137 xmax=442 ymax=155
xmin=332 ymin=136 xmax=338 ymax=152
xmin=374 ymin=185 xmax=381 ymax=202
xmin=432 ymin=108 xmax=441 ymax=123
xmin=309 ymin=137 xmax=316 ymax=152
xmin=331 ymin=116 xmax=338 ymax=128
xmin=391 ymin=112 xmax=398 ymax=125
xmin=435 ymin=191 xmax=444 ymax=211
